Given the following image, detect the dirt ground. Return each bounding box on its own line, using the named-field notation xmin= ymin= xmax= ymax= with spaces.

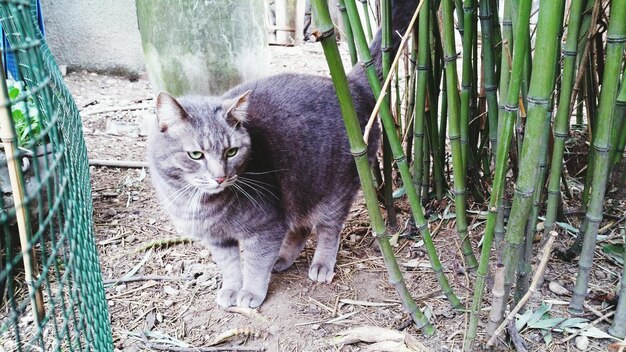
xmin=64 ymin=43 xmax=625 ymax=351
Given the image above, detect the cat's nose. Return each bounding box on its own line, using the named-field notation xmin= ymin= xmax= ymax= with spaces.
xmin=215 ymin=176 xmax=227 ymax=184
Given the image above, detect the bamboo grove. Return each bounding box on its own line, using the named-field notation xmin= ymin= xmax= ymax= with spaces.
xmin=312 ymin=0 xmax=625 ymax=349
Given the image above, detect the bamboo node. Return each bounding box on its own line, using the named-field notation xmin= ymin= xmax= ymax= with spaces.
xmin=554 ymin=131 xmax=568 ymax=138
xmin=562 ymin=49 xmax=578 ymax=57
xmin=504 ymin=104 xmax=518 ymax=112
xmin=514 ymin=187 xmax=534 ymax=198
xmin=592 ymin=144 xmax=611 ymax=153
xmin=413 ymin=132 xmax=425 ymax=138
xmin=443 ymin=53 xmax=459 ymax=63
xmin=478 ymin=14 xmax=492 ymax=20
xmin=527 ymin=96 xmax=550 ymax=106
xmin=606 ymin=36 xmax=626 ymax=43
xmin=350 ymin=149 xmax=368 ymax=158
xmin=312 ymin=28 xmax=335 ymax=41
xmin=393 ymin=155 xmax=407 ymax=163
xmin=417 ymin=64 xmax=430 ymax=71
xmin=484 ymin=84 xmax=497 ymax=92
xmin=584 ymin=214 xmax=603 ymax=224
xmin=337 ymin=5 xmax=346 ymax=12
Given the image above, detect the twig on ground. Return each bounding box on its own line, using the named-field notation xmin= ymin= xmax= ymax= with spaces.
xmin=135 ymin=237 xmax=193 ymax=252
xmin=487 ymin=231 xmax=558 ymax=347
xmin=146 ymin=343 xmax=264 ymax=352
xmin=83 ymin=103 xmax=152 ymax=116
xmin=89 ymin=159 xmax=148 ymax=168
xmin=103 ymin=275 xmax=193 ymax=285
xmin=507 ymin=319 xmax=528 ymax=352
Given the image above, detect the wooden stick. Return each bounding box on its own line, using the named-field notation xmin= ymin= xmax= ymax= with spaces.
xmin=362 ymin=0 xmax=425 ymax=143
xmin=0 ymin=75 xmax=45 ymax=323
xmin=82 ymin=103 xmax=152 ymax=116
xmin=146 ymin=343 xmax=264 ymax=352
xmin=89 ymin=159 xmax=148 ymax=168
xmin=103 ymin=275 xmax=193 ymax=285
xmin=487 ymin=231 xmax=559 ymax=347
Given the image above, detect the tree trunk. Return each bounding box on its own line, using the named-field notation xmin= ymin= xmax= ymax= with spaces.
xmin=136 ymin=0 xmax=269 ymax=96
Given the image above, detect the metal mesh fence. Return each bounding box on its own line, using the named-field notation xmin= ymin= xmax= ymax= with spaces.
xmin=0 ymin=0 xmax=112 ymax=350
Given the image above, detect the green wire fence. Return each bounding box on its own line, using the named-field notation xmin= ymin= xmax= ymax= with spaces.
xmin=0 ymin=0 xmax=112 ymax=350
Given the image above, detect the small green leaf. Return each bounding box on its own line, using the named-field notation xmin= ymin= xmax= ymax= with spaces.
xmin=516 ymin=309 xmax=534 ymax=330
xmin=392 ymin=187 xmax=406 ymax=199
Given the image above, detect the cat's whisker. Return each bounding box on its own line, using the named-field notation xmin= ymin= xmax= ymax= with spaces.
xmin=164 ymin=183 xmax=195 ymax=208
xmin=236 ymin=178 xmax=280 ymax=202
xmin=242 ymin=169 xmax=287 ymax=175
xmin=232 ymin=183 xmax=264 ymax=212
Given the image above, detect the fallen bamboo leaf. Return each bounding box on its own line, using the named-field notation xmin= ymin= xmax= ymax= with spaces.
xmin=333 ymin=326 xmax=427 ymax=351
xmin=209 ymin=326 xmax=268 ymax=346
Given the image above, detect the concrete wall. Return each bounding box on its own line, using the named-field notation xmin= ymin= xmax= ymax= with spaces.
xmin=41 ymin=0 xmax=146 ymax=75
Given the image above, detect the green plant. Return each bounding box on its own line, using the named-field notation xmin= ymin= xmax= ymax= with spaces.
xmin=6 ymin=79 xmax=43 ymax=146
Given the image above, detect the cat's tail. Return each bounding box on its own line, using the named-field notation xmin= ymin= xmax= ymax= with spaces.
xmin=348 ymin=0 xmax=418 ymax=83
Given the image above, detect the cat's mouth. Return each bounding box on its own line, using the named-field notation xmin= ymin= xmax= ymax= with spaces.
xmin=191 ymin=176 xmax=237 ymax=194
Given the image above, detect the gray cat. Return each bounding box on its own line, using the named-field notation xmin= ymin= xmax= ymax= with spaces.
xmin=147 ymin=0 xmax=417 ymax=308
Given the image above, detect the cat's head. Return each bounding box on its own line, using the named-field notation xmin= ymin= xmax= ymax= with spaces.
xmin=148 ymin=90 xmax=252 ymax=195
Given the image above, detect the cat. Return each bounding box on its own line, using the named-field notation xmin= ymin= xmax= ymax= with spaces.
xmin=147 ymin=0 xmax=418 ymax=309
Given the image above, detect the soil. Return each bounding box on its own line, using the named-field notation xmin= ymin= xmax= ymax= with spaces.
xmin=63 ymin=42 xmax=625 ymax=352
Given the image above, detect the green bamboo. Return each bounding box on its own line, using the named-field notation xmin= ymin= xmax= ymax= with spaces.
xmin=465 ymin=0 xmax=534 ymax=346
xmin=543 ymin=0 xmax=586 ymax=236
xmin=515 ymin=114 xmax=551 ymax=303
xmin=311 ymin=0 xmax=432 ymax=332
xmin=479 ymin=0 xmax=498 ymax=160
xmin=338 ymin=0 xmax=359 ymax=66
xmin=380 ymin=0 xmax=398 ymax=230
xmin=608 ymin=231 xmax=626 ymax=338
xmin=413 ymin=0 xmax=430 ymax=203
xmin=344 ymin=0 xmax=463 ymax=309
xmin=570 ymin=0 xmax=625 ymax=314
xmin=610 ymin=74 xmax=626 ymax=167
xmin=442 ymin=0 xmax=478 ymax=269
xmin=359 ymin=0 xmax=374 ymax=42
xmin=497 ymin=0 xmax=512 ymax=145
xmin=422 ymin=128 xmax=431 ymax=201
xmin=459 ymin=0 xmax=475 ymax=172
xmin=490 ymin=0 xmax=564 ymax=330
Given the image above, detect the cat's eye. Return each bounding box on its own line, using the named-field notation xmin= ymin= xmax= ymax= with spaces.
xmin=187 ymin=151 xmax=204 ymax=160
xmin=226 ymin=148 xmax=239 ymax=158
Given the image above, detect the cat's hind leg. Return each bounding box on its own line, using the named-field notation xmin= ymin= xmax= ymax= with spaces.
xmin=273 ymin=226 xmax=311 ymax=272
xmin=207 ymin=239 xmax=243 ymax=308
xmin=308 ymin=222 xmax=342 ymax=283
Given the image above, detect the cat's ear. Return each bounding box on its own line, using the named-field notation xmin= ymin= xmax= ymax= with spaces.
xmin=223 ymin=90 xmax=251 ymax=127
xmin=156 ymin=92 xmax=186 ymax=132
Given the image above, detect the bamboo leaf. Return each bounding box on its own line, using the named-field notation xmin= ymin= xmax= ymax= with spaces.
xmin=602 ymin=244 xmax=625 ymax=265
xmin=515 ymin=309 xmax=534 ymax=331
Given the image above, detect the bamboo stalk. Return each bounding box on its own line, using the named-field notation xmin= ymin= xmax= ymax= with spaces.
xmin=459 ymin=0 xmax=475 ymax=173
xmin=543 ymin=0 xmax=586 ymax=237
xmin=0 ymin=71 xmax=45 ymax=324
xmin=338 ymin=0 xmax=359 ymax=66
xmin=479 ymin=0 xmax=498 ymax=161
xmin=359 ymin=0 xmax=374 ymax=42
xmin=311 ymin=0 xmax=433 ymax=333
xmin=608 ymin=230 xmax=626 ymax=338
xmin=465 ymin=0 xmax=534 ymax=345
xmin=569 ymin=0 xmax=625 ymax=314
xmin=489 ymin=0 xmax=565 ymax=333
xmin=441 ymin=0 xmax=478 ymax=270
xmin=345 ymin=0 xmax=463 ymax=309
xmin=486 ymin=231 xmax=558 ymax=348
xmin=610 ymin=74 xmax=626 ymax=167
xmin=380 ymin=0 xmax=398 ymax=230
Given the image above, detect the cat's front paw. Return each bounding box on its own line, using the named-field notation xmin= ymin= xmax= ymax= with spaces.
xmin=273 ymin=257 xmax=292 ymax=272
xmin=236 ymin=289 xmax=265 ymax=308
xmin=308 ymin=263 xmax=335 ymax=283
xmin=216 ymin=288 xmax=238 ymax=307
